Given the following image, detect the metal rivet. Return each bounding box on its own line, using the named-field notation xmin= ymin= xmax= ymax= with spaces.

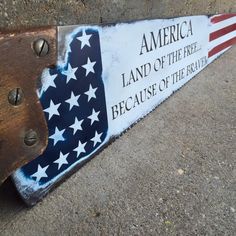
xmin=24 ymin=130 xmax=38 ymax=146
xmin=33 ymin=38 xmax=49 ymax=57
xmin=8 ymin=88 xmax=24 ymax=106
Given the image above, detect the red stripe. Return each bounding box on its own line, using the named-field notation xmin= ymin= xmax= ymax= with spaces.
xmin=211 ymin=14 xmax=236 ymax=24
xmin=210 ymin=23 xmax=236 ymax=41
xmin=208 ymin=37 xmax=236 ymax=57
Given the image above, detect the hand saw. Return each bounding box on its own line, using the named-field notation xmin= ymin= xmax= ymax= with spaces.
xmin=0 ymin=13 xmax=235 ymax=205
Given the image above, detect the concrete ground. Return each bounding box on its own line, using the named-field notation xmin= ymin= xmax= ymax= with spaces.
xmin=0 ymin=44 xmax=235 ymax=236
xmin=0 ymin=1 xmax=236 ymax=236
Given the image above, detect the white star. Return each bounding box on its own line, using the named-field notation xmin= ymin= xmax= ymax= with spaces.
xmin=31 ymin=164 xmax=49 ymax=182
xmin=41 ymin=70 xmax=57 ymax=92
xmin=49 ymin=127 xmax=65 ymax=146
xmin=62 ymin=63 xmax=78 ymax=83
xmin=65 ymin=92 xmax=80 ymax=111
xmin=73 ymin=141 xmax=87 ymax=158
xmin=91 ymin=131 xmax=103 ymax=147
xmin=54 ymin=152 xmax=69 ymax=170
xmin=77 ymin=30 xmax=92 ymax=49
xmin=70 ymin=117 xmax=83 ymax=135
xmin=82 ymin=58 xmax=96 ymax=76
xmin=44 ymin=100 xmax=60 ymax=120
xmin=88 ymin=109 xmax=100 ymax=125
xmin=85 ymin=84 xmax=97 ymax=102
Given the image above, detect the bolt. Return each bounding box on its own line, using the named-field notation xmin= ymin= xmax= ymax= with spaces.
xmin=8 ymin=88 xmax=24 ymax=106
xmin=33 ymin=38 xmax=49 ymax=57
xmin=24 ymin=130 xmax=38 ymax=146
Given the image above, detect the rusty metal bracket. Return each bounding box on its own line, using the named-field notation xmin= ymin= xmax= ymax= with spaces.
xmin=0 ymin=27 xmax=57 ymax=184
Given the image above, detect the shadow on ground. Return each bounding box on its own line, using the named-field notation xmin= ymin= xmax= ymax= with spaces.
xmin=0 ymin=179 xmax=24 ymax=223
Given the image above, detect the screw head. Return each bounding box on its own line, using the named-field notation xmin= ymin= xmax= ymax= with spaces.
xmin=8 ymin=88 xmax=24 ymax=106
xmin=33 ymin=38 xmax=49 ymax=57
xmin=24 ymin=130 xmax=38 ymax=146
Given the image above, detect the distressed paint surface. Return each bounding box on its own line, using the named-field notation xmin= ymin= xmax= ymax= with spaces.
xmin=12 ymin=14 xmax=236 ymax=205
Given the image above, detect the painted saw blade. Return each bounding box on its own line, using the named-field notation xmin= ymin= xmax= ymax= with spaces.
xmin=12 ymin=14 xmax=236 ymax=205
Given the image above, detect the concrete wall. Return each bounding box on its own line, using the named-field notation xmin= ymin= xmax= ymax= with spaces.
xmin=0 ymin=0 xmax=235 ymax=29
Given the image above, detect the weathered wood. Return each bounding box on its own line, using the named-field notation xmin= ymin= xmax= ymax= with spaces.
xmin=0 ymin=27 xmax=57 ymax=184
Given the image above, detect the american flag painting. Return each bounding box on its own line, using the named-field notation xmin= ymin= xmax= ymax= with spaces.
xmin=17 ymin=28 xmax=108 ymax=185
xmin=209 ymin=14 xmax=236 ymax=60
xmin=12 ymin=14 xmax=236 ymax=205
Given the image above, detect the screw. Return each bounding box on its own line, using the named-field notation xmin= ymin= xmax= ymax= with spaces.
xmin=8 ymin=88 xmax=24 ymax=106
xmin=33 ymin=38 xmax=49 ymax=57
xmin=24 ymin=130 xmax=38 ymax=146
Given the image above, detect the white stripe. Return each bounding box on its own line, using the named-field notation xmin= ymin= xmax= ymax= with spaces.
xmin=208 ymin=30 xmax=236 ymax=51
xmin=210 ymin=16 xmax=236 ymax=33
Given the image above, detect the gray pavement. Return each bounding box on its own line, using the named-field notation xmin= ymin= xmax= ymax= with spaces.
xmin=0 ymin=0 xmax=235 ymax=29
xmin=0 ymin=1 xmax=236 ymax=235
xmin=0 ymin=43 xmax=235 ymax=236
